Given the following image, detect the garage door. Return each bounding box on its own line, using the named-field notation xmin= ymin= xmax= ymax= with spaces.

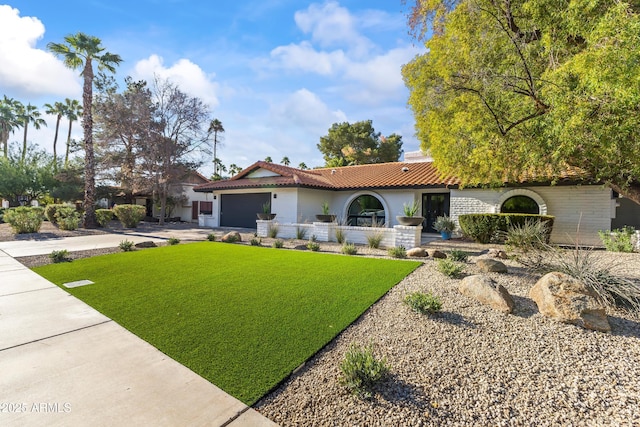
xmin=220 ymin=193 xmax=271 ymax=228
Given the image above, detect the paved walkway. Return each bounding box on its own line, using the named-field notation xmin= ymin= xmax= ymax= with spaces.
xmin=0 ymin=227 xmax=277 ymax=426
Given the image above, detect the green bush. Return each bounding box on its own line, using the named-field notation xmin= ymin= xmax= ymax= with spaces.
xmin=44 ymin=203 xmax=67 ymax=224
xmin=404 ymin=291 xmax=442 ymax=315
xmin=272 ymin=239 xmax=284 ymax=248
xmin=268 ymin=224 xmax=279 ymax=238
xmin=366 ymin=231 xmax=383 ymax=249
xmin=55 ymin=206 xmax=81 ymax=231
xmin=448 ymin=249 xmax=469 ymax=262
xmin=206 ymin=233 xmax=216 ymax=242
xmin=167 ymin=237 xmax=180 ymax=245
xmin=4 ymin=207 xmax=43 ymax=234
xmin=119 ymin=239 xmax=135 ymax=252
xmin=436 ymin=258 xmax=465 ymax=278
xmin=505 ymin=220 xmax=552 ymax=254
xmin=339 ymin=342 xmax=390 ymax=399
xmin=250 ymin=237 xmax=262 ymax=246
xmin=295 ymin=226 xmax=308 ymax=240
xmin=113 ymin=204 xmax=146 ymax=228
xmin=306 ymin=240 xmax=320 ymax=251
xmin=341 ymin=242 xmax=358 ymax=255
xmin=49 ymin=249 xmax=71 ymax=263
xmin=95 ymin=209 xmax=114 ymax=228
xmin=334 ymin=227 xmax=346 ymax=244
xmin=458 ymin=214 xmax=554 ymax=244
xmin=598 ymin=227 xmax=636 ymax=253
xmin=387 ymin=246 xmax=406 ymax=259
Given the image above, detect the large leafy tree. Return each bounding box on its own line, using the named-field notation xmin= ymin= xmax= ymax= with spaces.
xmin=44 ymin=101 xmax=67 ymax=172
xmin=0 ymin=143 xmax=55 ymax=206
xmin=0 ymin=96 xmax=24 ymax=158
xmin=403 ymin=0 xmax=640 ymax=204
xmin=317 ymin=120 xmax=403 ymax=166
xmin=48 ymin=32 xmax=122 ymax=227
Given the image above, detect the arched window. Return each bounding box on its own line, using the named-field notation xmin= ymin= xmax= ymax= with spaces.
xmin=501 ymin=195 xmax=540 ymax=214
xmin=347 ymin=195 xmax=385 ymax=226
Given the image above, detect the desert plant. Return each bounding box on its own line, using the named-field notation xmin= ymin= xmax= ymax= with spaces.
xmin=459 ymin=213 xmax=554 ymax=244
xmin=339 ymin=342 xmax=390 ymax=399
xmin=272 ymin=239 xmax=284 ymax=248
xmin=295 ymin=226 xmax=308 ymax=240
xmin=250 ymin=237 xmax=262 ymax=246
xmin=433 ymin=215 xmax=456 ymax=233
xmin=402 ymin=200 xmax=420 ymax=217
xmin=224 ymin=234 xmax=239 ymax=243
xmin=49 ymin=249 xmax=71 ymax=263
xmin=4 ymin=207 xmax=43 ymax=234
xmin=262 ymin=201 xmax=271 ymax=214
xmin=307 ymin=240 xmax=320 ymax=251
xmin=366 ymin=231 xmax=383 ymax=249
xmin=113 ymin=204 xmax=146 ymax=228
xmin=387 ymin=246 xmax=406 ymax=258
xmin=341 ymin=242 xmax=358 ymax=255
xmin=335 ymin=227 xmax=346 ymax=244
xmin=44 ymin=203 xmax=67 ymax=224
xmin=599 ymin=227 xmax=636 ymax=253
xmin=167 ymin=237 xmax=180 ymax=245
xmin=436 ymin=258 xmax=465 ymax=278
xmin=448 ymin=249 xmax=469 ymax=262
xmin=504 ymin=220 xmax=551 ymax=253
xmin=310 ymin=234 xmax=317 ymax=242
xmin=95 ymin=209 xmax=114 ymax=227
xmin=268 ymin=223 xmax=279 ymax=238
xmin=119 ymin=239 xmax=135 ymax=252
xmin=404 ymin=291 xmax=442 ymax=315
xmin=54 ymin=206 xmax=81 ymax=231
xmin=321 ymin=201 xmax=330 ymax=215
xmin=206 ymin=233 xmax=216 ymax=241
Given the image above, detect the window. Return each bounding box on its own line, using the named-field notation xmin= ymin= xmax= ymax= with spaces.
xmin=199 ymin=201 xmax=213 ymax=215
xmin=347 ymin=195 xmax=385 ymax=226
xmin=501 ymin=196 xmax=539 ymax=214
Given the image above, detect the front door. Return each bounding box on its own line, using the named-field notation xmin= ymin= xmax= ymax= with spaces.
xmin=422 ymin=193 xmax=450 ymax=233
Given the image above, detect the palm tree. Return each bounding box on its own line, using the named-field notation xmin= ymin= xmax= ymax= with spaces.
xmin=264 ymin=156 xmax=273 ymax=163
xmin=19 ymin=103 xmax=47 ymax=164
xmin=48 ymin=33 xmax=122 ymax=227
xmin=44 ymin=101 xmax=66 ymax=171
xmin=208 ymin=118 xmax=224 ymax=177
xmin=62 ymin=98 xmax=82 ymax=167
xmin=228 ymin=163 xmax=242 ymax=176
xmin=0 ymin=96 xmax=23 ymax=158
xmin=298 ymin=162 xmax=308 ymax=170
xmin=281 ymin=156 xmax=290 ymax=166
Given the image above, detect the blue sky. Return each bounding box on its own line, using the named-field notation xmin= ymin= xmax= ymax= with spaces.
xmin=1 ymin=1 xmax=425 ymax=175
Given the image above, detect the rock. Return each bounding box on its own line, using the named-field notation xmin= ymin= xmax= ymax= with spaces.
xmin=407 ymin=247 xmax=427 ymax=257
xmin=529 ymin=272 xmax=611 ymax=332
xmin=221 ymin=231 xmax=242 ymax=242
xmin=477 ymin=258 xmax=508 ymax=273
xmin=135 ymin=241 xmax=157 ymax=248
xmin=488 ymin=248 xmax=508 ymax=259
xmin=427 ymin=249 xmax=447 ymax=259
xmin=459 ymin=275 xmax=515 ymax=314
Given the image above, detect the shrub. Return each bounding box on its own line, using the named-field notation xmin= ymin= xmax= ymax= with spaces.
xmin=448 ymin=249 xmax=469 ymax=262
xmin=310 ymin=234 xmax=317 ymax=242
xmin=49 ymin=249 xmax=70 ymax=263
xmin=272 ymin=239 xmax=284 ymax=248
xmin=4 ymin=207 xmax=43 ymax=234
xmin=167 ymin=237 xmax=180 ymax=245
xmin=224 ymin=234 xmax=239 ymax=243
xmin=436 ymin=258 xmax=464 ymax=278
xmin=119 ymin=239 xmax=135 ymax=252
xmin=341 ymin=242 xmax=358 ymax=255
xmin=458 ymin=213 xmax=554 ymax=244
xmin=95 ymin=209 xmax=114 ymax=228
xmin=504 ymin=220 xmax=551 ymax=254
xmin=404 ymin=291 xmax=442 ymax=315
xmin=387 ymin=246 xmax=406 ymax=259
xmin=206 ymin=233 xmax=216 ymax=241
xmin=295 ymin=226 xmax=308 ymax=240
xmin=113 ymin=204 xmax=146 ymax=228
xmin=250 ymin=237 xmax=262 ymax=246
xmin=339 ymin=342 xmax=390 ymax=399
xmin=366 ymin=231 xmax=383 ymax=249
xmin=44 ymin=203 xmax=67 ymax=224
xmin=334 ymin=227 xmax=346 ymax=244
xmin=268 ymin=223 xmax=279 ymax=238
xmin=598 ymin=227 xmax=636 ymax=253
xmin=306 ymin=240 xmax=320 ymax=251
xmin=55 ymin=206 xmax=81 ymax=231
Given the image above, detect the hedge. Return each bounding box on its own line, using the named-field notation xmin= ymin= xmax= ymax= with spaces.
xmin=458 ymin=213 xmax=554 ymax=244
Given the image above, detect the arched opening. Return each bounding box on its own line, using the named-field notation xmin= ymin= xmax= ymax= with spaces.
xmin=347 ymin=194 xmax=385 ymax=226
xmin=501 ymin=195 xmax=540 ymax=214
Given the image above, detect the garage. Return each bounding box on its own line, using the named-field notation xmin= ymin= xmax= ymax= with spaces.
xmin=220 ymin=192 xmax=271 ymax=228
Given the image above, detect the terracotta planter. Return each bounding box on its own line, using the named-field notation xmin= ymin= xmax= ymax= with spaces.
xmin=256 ymin=213 xmax=276 ymax=220
xmin=315 ymin=214 xmax=336 ymax=222
xmin=396 ymin=216 xmax=424 ymax=226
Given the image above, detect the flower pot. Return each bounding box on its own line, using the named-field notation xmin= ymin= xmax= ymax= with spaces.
xmin=396 ymin=216 xmax=424 ymax=226
xmin=315 ymin=214 xmax=336 ymax=222
xmin=257 ymin=213 xmax=276 ymax=220
xmin=440 ymin=231 xmax=452 ymax=240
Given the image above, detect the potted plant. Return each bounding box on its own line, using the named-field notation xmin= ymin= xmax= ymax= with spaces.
xmin=257 ymin=201 xmax=276 ymax=220
xmin=315 ymin=201 xmax=336 ymax=222
xmin=396 ymin=201 xmax=424 ymax=226
xmin=433 ymin=215 xmax=456 ymax=240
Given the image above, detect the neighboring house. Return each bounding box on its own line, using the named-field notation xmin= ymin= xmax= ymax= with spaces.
xmin=193 ymin=153 xmax=635 ymax=246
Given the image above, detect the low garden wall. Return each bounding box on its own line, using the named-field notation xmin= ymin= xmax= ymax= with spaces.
xmin=256 ymin=220 xmax=422 ymax=248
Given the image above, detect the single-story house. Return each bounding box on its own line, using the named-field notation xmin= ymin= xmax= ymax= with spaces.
xmin=193 ymin=152 xmax=636 ymax=246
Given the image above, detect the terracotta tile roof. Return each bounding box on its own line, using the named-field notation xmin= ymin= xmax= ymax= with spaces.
xmin=193 ymin=161 xmax=460 ymax=191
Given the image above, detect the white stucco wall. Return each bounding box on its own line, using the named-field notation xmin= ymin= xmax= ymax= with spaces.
xmin=450 ymin=185 xmax=613 ymax=245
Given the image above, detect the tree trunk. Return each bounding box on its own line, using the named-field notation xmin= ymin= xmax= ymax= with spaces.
xmin=21 ymin=123 xmax=28 ymax=164
xmin=609 ymin=182 xmax=640 ymax=207
xmin=82 ymin=59 xmax=97 ymax=228
xmin=52 ymin=115 xmax=61 ymax=172
xmin=65 ymin=119 xmax=73 ymax=167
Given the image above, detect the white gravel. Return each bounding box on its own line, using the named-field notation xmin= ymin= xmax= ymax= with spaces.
xmin=255 ymin=247 xmax=640 ymax=426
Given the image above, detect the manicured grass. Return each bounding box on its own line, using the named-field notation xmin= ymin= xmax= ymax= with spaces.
xmin=34 ymin=242 xmax=420 ymax=405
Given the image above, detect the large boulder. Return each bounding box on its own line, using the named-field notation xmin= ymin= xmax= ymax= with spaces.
xmin=477 ymin=258 xmax=508 ymax=273
xmin=407 ymin=247 xmax=427 ymax=257
xmin=459 ymin=275 xmax=515 ymax=314
xmin=427 ymin=249 xmax=447 ymax=259
xmin=221 ymin=231 xmax=242 ymax=243
xmin=529 ymin=272 xmax=611 ymax=333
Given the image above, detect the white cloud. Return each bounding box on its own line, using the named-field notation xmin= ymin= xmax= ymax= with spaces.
xmin=269 ymin=88 xmax=346 ymax=133
xmin=270 ymin=42 xmax=346 ymax=75
xmin=0 ymin=5 xmax=81 ymax=98
xmin=131 ymin=54 xmax=220 ymax=108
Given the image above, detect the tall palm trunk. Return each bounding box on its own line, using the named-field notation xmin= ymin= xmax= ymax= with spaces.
xmin=21 ymin=122 xmax=29 ymax=164
xmin=82 ymin=58 xmax=97 ymax=228
xmin=52 ymin=114 xmax=61 ymax=172
xmin=65 ymin=119 xmax=73 ymax=167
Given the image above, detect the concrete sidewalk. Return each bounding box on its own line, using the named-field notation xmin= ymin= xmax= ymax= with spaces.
xmin=0 ymin=230 xmax=277 ymax=426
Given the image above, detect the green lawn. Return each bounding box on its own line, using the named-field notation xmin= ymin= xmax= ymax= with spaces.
xmin=34 ymin=242 xmax=420 ymax=405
